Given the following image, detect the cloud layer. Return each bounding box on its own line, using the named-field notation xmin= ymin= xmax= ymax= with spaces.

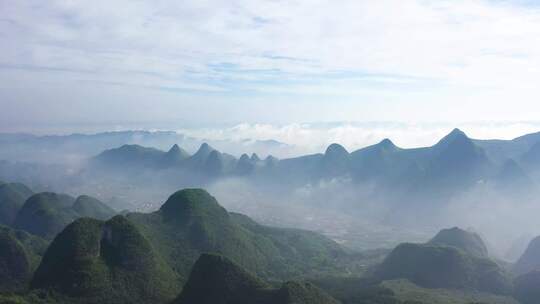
xmin=2 ymin=0 xmax=540 ymax=127
xmin=177 ymin=121 xmax=540 ymax=156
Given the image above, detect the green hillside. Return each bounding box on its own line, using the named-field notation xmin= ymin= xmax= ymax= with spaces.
xmin=127 ymin=189 xmax=354 ymax=282
xmin=374 ymin=243 xmax=512 ymax=295
xmin=428 ymin=227 xmax=489 ymax=257
xmin=14 ymin=192 xmax=116 ymax=239
xmin=0 ymin=182 xmax=34 ymax=226
xmin=174 ymin=253 xmax=339 ymax=304
xmin=31 ymin=216 xmax=178 ymax=304
xmin=382 ymin=279 xmax=518 ymax=304
xmin=0 ymin=225 xmax=48 ymax=292
xmin=72 ymin=195 xmax=116 ymax=220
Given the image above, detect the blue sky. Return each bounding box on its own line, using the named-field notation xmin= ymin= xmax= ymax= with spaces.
xmin=1 ymin=0 xmax=540 ymax=133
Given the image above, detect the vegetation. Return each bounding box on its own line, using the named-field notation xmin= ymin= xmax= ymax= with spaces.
xmin=381 ymin=279 xmax=518 ymax=304
xmin=0 ymin=226 xmax=47 ymax=294
xmin=127 ymin=189 xmax=356 ymax=283
xmin=71 ymin=195 xmax=116 ymax=220
xmin=0 ymin=231 xmax=32 ymax=292
xmin=31 ymin=216 xmax=178 ymax=304
xmin=14 ymin=192 xmax=115 ymax=239
xmin=174 ymin=253 xmax=339 ymax=304
xmin=374 ymin=243 xmax=512 ymax=295
xmin=0 ymin=225 xmax=48 ymax=271
xmin=0 ymin=182 xmax=33 ymax=226
xmin=428 ymin=227 xmax=489 ymax=258
xmin=1 ymin=186 xmax=539 ymax=303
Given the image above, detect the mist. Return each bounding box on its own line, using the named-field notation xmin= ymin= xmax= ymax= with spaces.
xmin=2 ymin=126 xmax=539 ymax=262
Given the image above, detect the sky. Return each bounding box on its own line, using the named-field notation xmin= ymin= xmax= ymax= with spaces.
xmin=2 ymin=0 xmax=540 ymax=135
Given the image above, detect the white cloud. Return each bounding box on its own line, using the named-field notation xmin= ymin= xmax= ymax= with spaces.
xmin=177 ymin=121 xmax=540 ymax=156
xmin=2 ymin=0 xmax=540 ymax=125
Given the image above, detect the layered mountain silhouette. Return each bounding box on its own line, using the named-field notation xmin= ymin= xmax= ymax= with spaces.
xmin=521 ymin=141 xmax=540 ymax=175
xmin=320 ymin=143 xmax=350 ymax=178
xmin=162 ymin=144 xmax=190 ymax=167
xmin=174 ymin=253 xmax=339 ymax=304
xmin=15 ymin=188 xmax=358 ymax=303
xmin=14 ymin=192 xmax=116 ymax=239
xmin=374 ymin=228 xmax=512 ymax=294
xmin=513 ymin=236 xmax=540 ymax=276
xmin=93 ymin=143 xmax=242 ymax=178
xmin=86 ymin=129 xmax=540 ymax=199
xmin=93 ymin=144 xmax=175 ymax=169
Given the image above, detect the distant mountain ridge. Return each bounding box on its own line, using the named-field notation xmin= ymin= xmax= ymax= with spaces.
xmin=0 ymin=130 xmax=293 ymax=164
xmin=87 ymin=128 xmax=540 ymax=212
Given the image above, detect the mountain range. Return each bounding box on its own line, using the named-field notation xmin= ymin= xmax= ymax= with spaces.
xmin=0 ymin=130 xmax=292 ymax=164
xmin=81 ymin=128 xmax=540 ymax=222
xmin=2 ymin=182 xmax=540 ymax=303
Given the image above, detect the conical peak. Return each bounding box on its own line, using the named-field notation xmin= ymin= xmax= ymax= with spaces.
xmin=433 ymin=128 xmax=475 ymax=152
xmin=325 ymin=143 xmax=348 ymax=156
xmin=378 ymin=138 xmax=397 ymax=149
xmin=450 ymin=128 xmax=466 ymax=136
xmin=159 ymin=189 xmax=228 ymax=222
xmin=168 ymin=144 xmax=181 ymax=153
xmin=239 ymin=153 xmax=250 ymax=162
xmin=195 ymin=143 xmax=213 ymax=154
xmin=250 ymin=153 xmax=260 ymax=162
xmin=441 ymin=128 xmax=469 ymax=143
xmin=429 ymin=226 xmax=488 ymax=257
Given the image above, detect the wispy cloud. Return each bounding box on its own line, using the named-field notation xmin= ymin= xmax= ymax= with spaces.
xmin=177 ymin=121 xmax=540 ymax=156
xmin=2 ymin=1 xmax=540 ymax=126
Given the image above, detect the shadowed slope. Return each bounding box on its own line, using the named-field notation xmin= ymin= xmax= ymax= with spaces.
xmin=374 ymin=242 xmax=511 ymax=295
xmin=174 ymin=253 xmax=339 ymax=304
xmin=14 ymin=192 xmax=116 ymax=239
xmin=428 ymin=227 xmax=489 ymax=257
xmin=514 ymin=236 xmax=540 ymax=276
xmin=0 ymin=182 xmax=33 ymax=226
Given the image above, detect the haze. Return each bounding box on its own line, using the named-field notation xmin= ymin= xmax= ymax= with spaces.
xmin=3 ymin=2 xmax=540 ymax=304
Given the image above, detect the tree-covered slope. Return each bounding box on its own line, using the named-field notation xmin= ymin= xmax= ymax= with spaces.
xmin=0 ymin=232 xmax=31 ymax=292
xmin=174 ymin=253 xmax=339 ymax=304
xmin=31 ymin=216 xmax=178 ymax=304
xmin=229 ymin=212 xmax=353 ymax=276
xmin=14 ymin=192 xmax=116 ymax=239
xmin=126 ymin=189 xmax=352 ymax=282
xmin=14 ymin=192 xmax=77 ymax=239
xmin=0 ymin=182 xmax=33 ymax=226
xmin=428 ymin=227 xmax=489 ymax=258
xmin=0 ymin=225 xmax=48 ymax=292
xmin=374 ymin=243 xmax=512 ymax=295
xmin=72 ymin=195 xmax=116 ymax=220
